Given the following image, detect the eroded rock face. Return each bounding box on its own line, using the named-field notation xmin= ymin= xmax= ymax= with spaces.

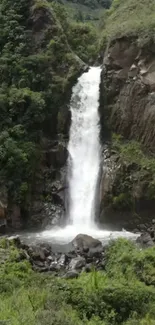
xmin=27 ymin=138 xmax=69 ymax=230
xmin=99 ymin=146 xmax=155 ymax=230
xmin=99 ymin=37 xmax=155 ymax=230
xmin=100 ymin=37 xmax=155 ymax=151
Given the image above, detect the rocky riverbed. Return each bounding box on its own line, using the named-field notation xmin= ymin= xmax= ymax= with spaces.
xmin=3 ymin=223 xmax=155 ymax=279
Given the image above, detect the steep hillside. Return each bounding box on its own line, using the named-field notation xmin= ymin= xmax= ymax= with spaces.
xmin=58 ymin=0 xmax=112 ymax=22
xmin=105 ymin=0 xmax=155 ymax=42
xmin=52 ymin=2 xmax=99 ymax=63
xmin=99 ymin=0 xmax=155 ymax=230
xmin=0 ymin=0 xmax=85 ymax=230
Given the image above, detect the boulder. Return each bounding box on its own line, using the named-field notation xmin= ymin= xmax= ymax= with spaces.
xmin=58 ymin=254 xmax=67 ymax=267
xmin=49 ymin=261 xmax=60 ymax=271
xmin=64 ymin=270 xmax=79 ymax=279
xmin=72 ymin=234 xmax=102 ymax=252
xmin=84 ymin=263 xmax=93 ymax=273
xmin=8 ymin=235 xmax=21 ymax=248
xmin=29 ymin=246 xmax=46 ymax=261
xmin=136 ymin=233 xmax=154 ymax=248
xmin=69 ymin=256 xmax=86 ymax=270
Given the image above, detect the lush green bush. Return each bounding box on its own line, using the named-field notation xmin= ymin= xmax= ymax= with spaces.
xmin=1 ymin=238 xmax=155 ymax=325
xmin=52 ymin=2 xmax=99 ymax=63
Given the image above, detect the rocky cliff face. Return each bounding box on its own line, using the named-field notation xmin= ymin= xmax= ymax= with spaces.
xmin=99 ymin=37 xmax=155 ymax=231
xmin=101 ymin=37 xmax=155 ymax=150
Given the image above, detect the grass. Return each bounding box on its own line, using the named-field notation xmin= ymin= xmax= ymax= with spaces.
xmin=102 ymin=0 xmax=155 ymax=46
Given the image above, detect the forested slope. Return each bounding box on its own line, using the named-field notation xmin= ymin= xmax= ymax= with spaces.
xmin=0 ymin=0 xmax=85 ymax=229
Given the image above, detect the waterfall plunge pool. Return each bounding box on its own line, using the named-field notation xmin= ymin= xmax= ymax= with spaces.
xmin=16 ymin=67 xmax=139 ymax=248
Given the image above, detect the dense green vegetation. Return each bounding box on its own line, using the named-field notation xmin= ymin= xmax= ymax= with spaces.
xmin=1 ymin=238 xmax=155 ymax=324
xmin=52 ymin=2 xmax=99 ymax=63
xmin=108 ymin=135 xmax=155 ymax=210
xmin=0 ymin=0 xmax=111 ymax=224
xmin=55 ymin=0 xmax=112 ymax=23
xmin=0 ymin=0 xmax=84 ymax=215
xmin=63 ymin=0 xmax=112 ymax=10
xmin=101 ymin=0 xmax=155 ymax=46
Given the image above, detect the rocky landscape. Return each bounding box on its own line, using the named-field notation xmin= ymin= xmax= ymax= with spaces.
xmin=2 ymin=217 xmax=155 ymax=279
xmin=0 ymin=0 xmax=155 ymax=235
xmin=5 ymin=234 xmax=106 ymax=277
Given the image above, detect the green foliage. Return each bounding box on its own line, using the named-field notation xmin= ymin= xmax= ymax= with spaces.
xmin=106 ymin=238 xmax=155 ymax=286
xmin=64 ymin=0 xmax=112 ymax=10
xmin=1 ymin=238 xmax=155 ymax=324
xmin=101 ymin=0 xmax=155 ymax=46
xmin=112 ymin=193 xmax=132 ymax=209
xmin=52 ymin=2 xmax=99 ymax=63
xmin=53 ymin=0 xmax=112 ymax=24
xmin=0 ymin=0 xmax=82 ymax=214
xmin=67 ymin=22 xmax=98 ymax=63
xmin=112 ymin=134 xmax=155 ymax=200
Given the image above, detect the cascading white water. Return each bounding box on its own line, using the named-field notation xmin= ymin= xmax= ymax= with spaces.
xmin=35 ymin=66 xmax=138 ymax=244
xmin=68 ymin=67 xmax=101 ymax=227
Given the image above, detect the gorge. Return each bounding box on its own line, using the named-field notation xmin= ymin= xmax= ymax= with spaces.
xmin=2 ymin=1 xmax=155 ymax=325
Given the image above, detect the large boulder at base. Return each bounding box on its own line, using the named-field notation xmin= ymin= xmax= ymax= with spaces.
xmin=72 ymin=234 xmax=102 ymax=252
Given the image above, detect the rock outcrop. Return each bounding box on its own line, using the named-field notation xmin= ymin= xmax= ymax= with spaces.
xmin=99 ymin=37 xmax=155 ymax=230
xmin=100 ymin=37 xmax=155 ymax=150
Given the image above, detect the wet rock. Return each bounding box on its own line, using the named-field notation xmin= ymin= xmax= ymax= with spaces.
xmin=69 ymin=256 xmax=86 ymax=270
xmin=29 ymin=246 xmax=46 ymax=261
xmin=64 ymin=270 xmax=79 ymax=279
xmin=84 ymin=263 xmax=93 ymax=273
xmin=49 ymin=261 xmax=60 ymax=271
xmin=39 ymin=243 xmax=52 ymax=257
xmin=47 ymin=255 xmax=54 ymax=262
xmin=147 ymin=226 xmax=155 ymax=238
xmin=8 ymin=235 xmax=21 ymax=248
xmin=22 ymin=250 xmax=31 ymax=261
xmin=46 ymin=145 xmax=68 ymax=169
xmin=58 ymin=254 xmax=67 ymax=267
xmin=33 ymin=265 xmax=49 ymax=273
xmin=88 ymin=245 xmax=103 ymax=257
xmin=136 ymin=233 xmax=154 ymax=247
xmin=139 ymin=224 xmax=147 ymax=232
xmin=34 ymin=260 xmax=45 ymax=268
xmin=72 ymin=234 xmax=102 ymax=252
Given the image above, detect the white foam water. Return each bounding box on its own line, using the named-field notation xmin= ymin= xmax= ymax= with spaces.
xmin=67 ymin=66 xmax=101 ymax=227
xmin=36 ymin=67 xmax=138 ymax=245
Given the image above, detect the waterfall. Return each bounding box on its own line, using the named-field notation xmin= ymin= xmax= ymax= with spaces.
xmin=39 ymin=67 xmax=138 ymax=244
xmin=67 ymin=67 xmax=101 ymax=228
